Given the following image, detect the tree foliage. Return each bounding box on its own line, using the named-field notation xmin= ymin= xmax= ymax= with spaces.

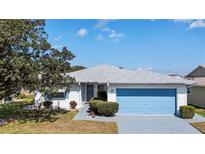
xmin=0 ymin=19 xmax=75 ymax=99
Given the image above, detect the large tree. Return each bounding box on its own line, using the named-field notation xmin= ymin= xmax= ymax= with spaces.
xmin=0 ymin=19 xmax=75 ymax=100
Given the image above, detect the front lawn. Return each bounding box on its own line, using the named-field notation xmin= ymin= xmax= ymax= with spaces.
xmin=189 ymin=105 xmax=205 ymax=134
xmin=191 ymin=122 xmax=205 ymax=134
xmin=195 ymin=108 xmax=205 ymax=117
xmin=188 ymin=105 xmax=205 ymax=117
xmin=0 ymin=103 xmax=118 ymax=134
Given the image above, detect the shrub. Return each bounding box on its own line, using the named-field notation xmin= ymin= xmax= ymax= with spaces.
xmin=96 ymin=102 xmax=119 ymax=116
xmin=0 ymin=102 xmax=68 ymax=123
xmin=89 ymin=100 xmax=119 ymax=116
xmin=89 ymin=100 xmax=105 ymax=113
xmin=91 ymin=97 xmax=106 ymax=101
xmin=97 ymin=91 xmax=107 ymax=101
xmin=17 ymin=94 xmax=26 ymax=99
xmin=180 ymin=106 xmax=195 ymax=119
xmin=70 ymin=101 xmax=78 ymax=109
xmin=43 ymin=101 xmax=53 ymax=109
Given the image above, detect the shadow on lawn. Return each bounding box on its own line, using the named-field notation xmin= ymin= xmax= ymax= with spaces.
xmin=0 ymin=102 xmax=68 ymax=124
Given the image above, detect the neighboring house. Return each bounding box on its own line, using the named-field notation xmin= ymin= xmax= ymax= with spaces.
xmin=51 ymin=65 xmax=193 ymax=115
xmin=186 ymin=65 xmax=205 ymax=108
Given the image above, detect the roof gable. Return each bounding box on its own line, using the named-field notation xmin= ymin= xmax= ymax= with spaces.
xmin=186 ymin=65 xmax=205 ymax=77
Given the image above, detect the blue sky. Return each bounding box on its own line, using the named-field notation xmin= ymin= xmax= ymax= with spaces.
xmin=45 ymin=19 xmax=205 ymax=75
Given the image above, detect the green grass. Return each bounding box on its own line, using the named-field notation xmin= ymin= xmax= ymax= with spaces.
xmin=195 ymin=106 xmax=205 ymax=117
xmin=0 ymin=111 xmax=118 ymax=134
xmin=189 ymin=105 xmax=205 ymax=117
xmin=196 ymin=111 xmax=205 ymax=117
xmin=14 ymin=94 xmax=34 ymax=104
xmin=0 ymin=103 xmax=118 ymax=134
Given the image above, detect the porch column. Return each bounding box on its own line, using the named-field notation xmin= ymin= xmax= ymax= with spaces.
xmin=78 ymin=82 xmax=81 ymax=108
xmin=84 ymin=83 xmax=86 ymax=103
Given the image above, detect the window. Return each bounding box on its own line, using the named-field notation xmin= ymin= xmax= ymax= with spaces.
xmin=187 ymin=87 xmax=191 ymax=95
xmin=50 ymin=92 xmax=65 ymax=100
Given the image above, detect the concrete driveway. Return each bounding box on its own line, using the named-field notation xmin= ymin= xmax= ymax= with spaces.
xmin=74 ymin=105 xmax=201 ymax=134
xmin=116 ymin=115 xmax=200 ymax=134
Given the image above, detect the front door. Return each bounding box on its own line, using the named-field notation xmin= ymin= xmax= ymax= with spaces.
xmin=87 ymin=85 xmax=94 ymax=101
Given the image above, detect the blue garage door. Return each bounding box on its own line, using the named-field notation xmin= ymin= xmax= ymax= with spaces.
xmin=117 ymin=89 xmax=176 ymax=114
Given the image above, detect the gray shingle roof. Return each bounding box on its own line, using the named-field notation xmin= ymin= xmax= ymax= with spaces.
xmin=68 ymin=65 xmax=194 ymax=85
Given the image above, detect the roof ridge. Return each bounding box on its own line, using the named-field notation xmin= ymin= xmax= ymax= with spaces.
xmin=68 ymin=64 xmax=194 ymax=85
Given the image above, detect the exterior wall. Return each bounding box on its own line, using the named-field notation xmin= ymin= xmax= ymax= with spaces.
xmin=52 ymin=83 xmax=82 ymax=109
xmin=107 ymin=84 xmax=188 ymax=115
xmin=52 ymin=83 xmax=98 ymax=110
xmin=52 ymin=83 xmax=188 ymax=114
xmin=186 ymin=77 xmax=205 ymax=87
xmin=188 ymin=86 xmax=205 ymax=108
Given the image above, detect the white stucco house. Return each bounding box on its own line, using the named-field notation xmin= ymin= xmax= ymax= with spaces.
xmin=51 ymin=65 xmax=194 ymax=115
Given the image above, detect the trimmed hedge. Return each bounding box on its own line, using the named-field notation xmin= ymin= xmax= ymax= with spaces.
xmin=89 ymin=100 xmax=119 ymax=116
xmin=180 ymin=106 xmax=195 ymax=119
xmin=96 ymin=102 xmax=119 ymax=116
xmin=89 ymin=100 xmax=105 ymax=113
xmin=91 ymin=97 xmax=106 ymax=101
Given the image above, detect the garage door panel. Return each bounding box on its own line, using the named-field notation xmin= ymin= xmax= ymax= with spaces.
xmin=117 ymin=97 xmax=175 ymax=106
xmin=117 ymin=89 xmax=176 ymax=114
xmin=117 ymin=89 xmax=176 ymax=97
xmin=120 ymin=108 xmax=147 ymax=114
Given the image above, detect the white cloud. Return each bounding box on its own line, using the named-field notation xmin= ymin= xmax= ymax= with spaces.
xmin=108 ymin=30 xmax=124 ymax=42
xmin=173 ymin=19 xmax=205 ymax=30
xmin=94 ymin=19 xmax=115 ymax=29
xmin=77 ymin=28 xmax=88 ymax=37
xmin=54 ymin=35 xmax=62 ymax=41
xmin=94 ymin=20 xmax=124 ymax=42
xmin=99 ymin=27 xmax=124 ymax=42
xmin=173 ymin=19 xmax=194 ymax=24
xmin=97 ymin=34 xmax=103 ymax=41
xmin=189 ymin=20 xmax=205 ymax=30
